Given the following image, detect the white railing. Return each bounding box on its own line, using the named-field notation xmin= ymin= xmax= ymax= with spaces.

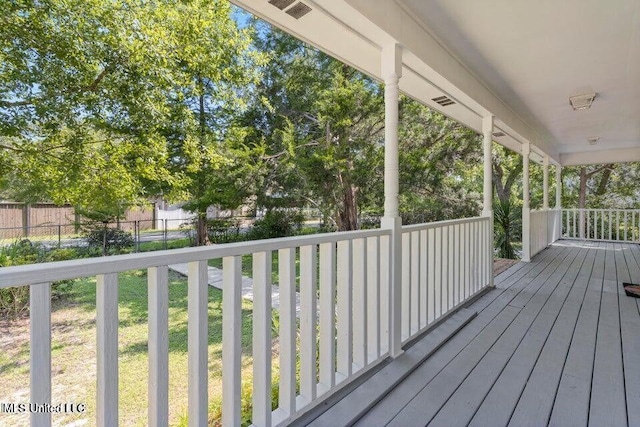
xmin=0 ymin=228 xmax=392 ymax=427
xmin=0 ymin=215 xmax=495 ymax=426
xmin=400 ymin=216 xmax=492 ymax=343
xmin=562 ymin=209 xmax=640 ymax=242
xmin=528 ymin=209 xmax=561 ymax=259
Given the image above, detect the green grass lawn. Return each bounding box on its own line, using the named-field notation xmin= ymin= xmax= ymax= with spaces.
xmin=0 ymin=270 xmax=259 ymax=427
xmin=137 ymin=237 xmax=192 ymax=252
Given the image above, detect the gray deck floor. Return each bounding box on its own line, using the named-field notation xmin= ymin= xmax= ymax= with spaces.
xmin=323 ymin=240 xmax=640 ymax=427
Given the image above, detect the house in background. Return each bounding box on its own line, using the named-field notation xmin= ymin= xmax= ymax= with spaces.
xmin=2 ymin=0 xmax=639 ymax=426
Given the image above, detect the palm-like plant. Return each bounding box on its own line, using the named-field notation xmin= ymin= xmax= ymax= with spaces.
xmin=493 ymin=199 xmax=521 ymax=259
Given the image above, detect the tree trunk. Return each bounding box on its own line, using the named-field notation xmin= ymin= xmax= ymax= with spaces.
xmin=338 ymin=184 xmax=358 ymax=231
xmin=596 ymin=165 xmax=615 ymax=195
xmin=196 ymin=211 xmax=208 ymax=246
xmin=335 ymin=170 xmax=358 ymax=231
xmin=195 ymin=77 xmax=210 ymax=246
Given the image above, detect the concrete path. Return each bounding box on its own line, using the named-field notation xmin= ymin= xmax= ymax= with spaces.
xmin=168 ymin=263 xmax=300 ymax=312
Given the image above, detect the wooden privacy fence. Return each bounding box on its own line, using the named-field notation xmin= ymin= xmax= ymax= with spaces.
xmin=0 ymin=203 xmax=155 ymax=239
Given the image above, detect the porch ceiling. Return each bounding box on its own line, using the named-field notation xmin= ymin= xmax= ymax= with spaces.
xmin=232 ymin=0 xmax=640 ymax=166
xmin=400 ymin=0 xmax=640 ymax=166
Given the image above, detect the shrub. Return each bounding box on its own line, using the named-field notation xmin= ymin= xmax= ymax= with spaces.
xmin=494 ymin=199 xmax=522 ymax=259
xmin=0 ymin=240 xmax=44 ymax=317
xmin=85 ymin=225 xmax=134 ymax=255
xmin=249 ymin=210 xmax=304 ymax=240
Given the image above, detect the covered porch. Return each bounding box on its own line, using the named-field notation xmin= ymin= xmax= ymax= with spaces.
xmin=1 ymin=0 xmax=639 ymax=426
xmin=303 ymin=240 xmax=640 ymax=427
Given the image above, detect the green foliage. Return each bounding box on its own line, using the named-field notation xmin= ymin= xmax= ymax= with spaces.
xmin=249 ymin=210 xmax=304 ymax=240
xmin=0 ymin=240 xmax=78 ymax=316
xmin=84 ymin=226 xmax=134 ymax=255
xmin=562 ymin=163 xmax=640 ymax=209
xmin=0 ymin=0 xmax=263 ymax=231
xmin=493 ymin=199 xmax=522 ymax=259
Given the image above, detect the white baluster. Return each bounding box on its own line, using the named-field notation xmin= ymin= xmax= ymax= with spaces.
xmin=30 ymin=283 xmax=51 ymax=427
xmin=366 ymin=237 xmax=380 ymax=361
xmin=223 ymin=257 xmax=241 ymax=427
xmin=319 ymin=242 xmax=336 ymax=391
xmin=278 ymin=248 xmax=296 ymax=416
xmin=188 ymin=261 xmax=208 ymax=427
xmin=353 ymin=238 xmax=367 ymax=367
xmin=252 ymin=251 xmax=272 ymax=427
xmin=148 ymin=267 xmax=169 ymax=427
xmin=336 ymin=240 xmax=353 ymax=379
xmin=97 ymin=273 xmax=118 ymax=427
xmin=300 ymin=245 xmax=317 ymax=403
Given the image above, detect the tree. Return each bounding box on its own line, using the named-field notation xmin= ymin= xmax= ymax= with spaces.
xmin=243 ymin=27 xmax=385 ymax=231
xmin=492 ymin=145 xmax=523 ymax=205
xmin=0 ymin=0 xmax=263 ymax=244
xmin=397 ymin=98 xmax=483 ymax=223
xmin=157 ymin=1 xmax=264 ymax=245
xmin=0 ymin=0 xmax=175 ymax=217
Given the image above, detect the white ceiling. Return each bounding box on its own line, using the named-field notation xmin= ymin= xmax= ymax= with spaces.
xmin=401 ymin=0 xmax=640 ymax=156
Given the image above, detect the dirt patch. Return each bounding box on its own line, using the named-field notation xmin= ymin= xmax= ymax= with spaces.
xmin=494 ymin=258 xmax=520 ymax=276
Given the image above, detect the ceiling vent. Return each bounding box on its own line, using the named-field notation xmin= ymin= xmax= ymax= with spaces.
xmin=492 ymin=132 xmax=505 ymax=138
xmin=588 ymin=136 xmax=600 ymax=145
xmin=285 ymin=2 xmax=312 ymax=19
xmin=268 ymin=0 xmax=296 ymax=10
xmin=569 ymin=93 xmax=596 ymax=111
xmin=432 ymin=95 xmax=456 ymax=107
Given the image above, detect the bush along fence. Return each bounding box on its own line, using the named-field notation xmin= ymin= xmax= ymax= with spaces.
xmin=0 ymin=211 xmax=325 ymax=255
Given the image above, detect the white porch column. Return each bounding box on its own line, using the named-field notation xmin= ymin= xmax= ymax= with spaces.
xmin=555 ymin=165 xmax=562 ymax=241
xmin=522 ymin=143 xmax=531 ymax=262
xmin=482 ymin=116 xmax=494 ymax=286
xmin=543 ymin=155 xmax=549 ymax=210
xmin=482 ymin=116 xmax=494 ymax=216
xmin=555 ymin=165 xmax=562 ymax=209
xmin=380 ymin=43 xmax=403 ymax=357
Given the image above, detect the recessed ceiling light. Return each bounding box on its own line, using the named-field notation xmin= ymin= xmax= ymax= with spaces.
xmin=588 ymin=136 xmax=600 ymax=145
xmin=569 ymin=93 xmax=596 ymax=111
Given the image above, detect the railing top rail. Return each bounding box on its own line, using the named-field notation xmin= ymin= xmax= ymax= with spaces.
xmin=561 ymin=208 xmax=640 ymax=212
xmin=0 ymin=228 xmax=390 ymax=288
xmin=530 ymin=209 xmax=553 ymax=214
xmin=401 ymin=215 xmax=488 ymax=233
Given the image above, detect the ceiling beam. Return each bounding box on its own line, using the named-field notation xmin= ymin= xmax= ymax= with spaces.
xmin=560 ymin=147 xmax=640 ymax=166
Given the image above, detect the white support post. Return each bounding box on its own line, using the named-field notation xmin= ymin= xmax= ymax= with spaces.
xmin=482 ymin=116 xmax=494 ymax=217
xmin=522 ymin=143 xmax=531 ymax=262
xmin=556 ymin=165 xmax=562 ymax=209
xmin=555 ymin=165 xmax=562 ymax=241
xmin=381 ymin=42 xmax=403 ymax=357
xmin=482 ymin=116 xmax=494 ymax=286
xmin=543 ymin=155 xmax=549 ymax=210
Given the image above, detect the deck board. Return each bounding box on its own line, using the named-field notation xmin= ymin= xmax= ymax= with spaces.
xmin=505 ymin=243 xmax=597 ymax=427
xmin=548 ymin=244 xmax=604 ymax=427
xmin=312 ymin=241 xmax=638 ymax=427
xmin=433 ymin=244 xmax=590 ymax=427
xmin=616 ymin=244 xmax=640 ymax=427
xmin=353 ymin=244 xmax=565 ymax=427
xmin=469 ymin=243 xmax=595 ymax=427
xmin=384 ymin=244 xmax=582 ymax=426
xmin=588 ymin=243 xmax=627 ymax=427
